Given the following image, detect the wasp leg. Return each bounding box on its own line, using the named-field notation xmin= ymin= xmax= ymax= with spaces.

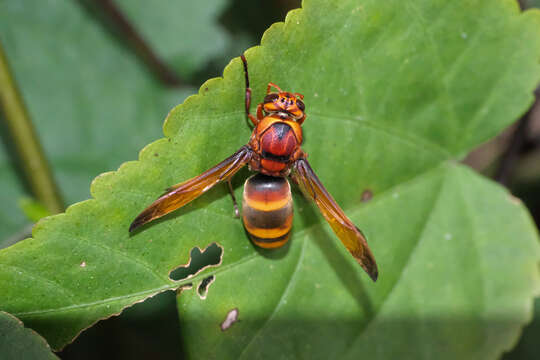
xmin=241 ymin=55 xmax=258 ymax=126
xmin=226 ymin=179 xmax=240 ymax=218
xmin=256 ymin=104 xmax=264 ymax=121
xmin=246 ymin=87 xmax=258 ymax=125
xmin=248 ymin=113 xmax=258 ymax=126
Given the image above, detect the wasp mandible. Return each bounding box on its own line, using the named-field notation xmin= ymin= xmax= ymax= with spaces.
xmin=129 ymin=55 xmax=378 ymax=281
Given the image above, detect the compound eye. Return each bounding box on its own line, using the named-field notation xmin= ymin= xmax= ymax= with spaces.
xmin=264 ymin=93 xmax=279 ymax=103
xmin=296 ymin=99 xmax=305 ymax=111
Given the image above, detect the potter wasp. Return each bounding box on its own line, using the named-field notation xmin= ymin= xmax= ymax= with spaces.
xmin=129 ymin=55 xmax=378 ymax=281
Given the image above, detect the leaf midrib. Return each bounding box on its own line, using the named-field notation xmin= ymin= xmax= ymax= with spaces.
xmin=311 ymin=111 xmax=452 ymax=157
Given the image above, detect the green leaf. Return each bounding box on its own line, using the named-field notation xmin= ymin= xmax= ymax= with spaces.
xmin=0 ymin=0 xmax=539 ymax=357
xmin=0 ymin=311 xmax=58 ymax=360
xmin=178 ymin=164 xmax=540 ymax=359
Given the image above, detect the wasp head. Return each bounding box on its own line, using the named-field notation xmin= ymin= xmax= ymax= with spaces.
xmin=263 ymin=91 xmax=305 ymax=121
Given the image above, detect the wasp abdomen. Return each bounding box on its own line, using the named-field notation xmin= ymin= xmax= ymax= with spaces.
xmin=242 ymin=173 xmax=293 ymax=249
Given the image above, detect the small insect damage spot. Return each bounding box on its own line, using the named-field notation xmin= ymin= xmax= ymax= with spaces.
xmin=361 ymin=189 xmax=373 ymax=202
xmin=80 ymin=261 xmax=86 ymax=268
xmin=169 ymin=242 xmax=223 ymax=281
xmin=197 ymin=275 xmax=215 ymax=300
xmin=221 ymin=308 xmax=239 ymax=331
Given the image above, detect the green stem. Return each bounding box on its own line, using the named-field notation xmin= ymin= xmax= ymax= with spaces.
xmin=0 ymin=40 xmax=64 ymax=214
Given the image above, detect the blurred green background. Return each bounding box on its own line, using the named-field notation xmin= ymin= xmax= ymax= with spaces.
xmin=1 ymin=0 xmax=540 ymax=358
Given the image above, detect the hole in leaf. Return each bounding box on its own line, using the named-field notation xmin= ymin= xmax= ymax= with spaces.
xmin=169 ymin=242 xmax=222 ymax=281
xmin=197 ymin=275 xmax=215 ymax=299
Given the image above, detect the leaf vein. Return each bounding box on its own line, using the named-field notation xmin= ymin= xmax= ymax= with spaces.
xmin=345 ymin=167 xmax=447 ymax=353
xmin=0 ymin=263 xmax=78 ymax=301
xmin=312 ymin=111 xmax=451 ymax=157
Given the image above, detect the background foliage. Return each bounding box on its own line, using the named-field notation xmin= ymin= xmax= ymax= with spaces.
xmin=1 ymin=0 xmax=540 ymax=359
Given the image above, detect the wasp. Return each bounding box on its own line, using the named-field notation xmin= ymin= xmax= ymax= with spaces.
xmin=129 ymin=55 xmax=378 ymax=281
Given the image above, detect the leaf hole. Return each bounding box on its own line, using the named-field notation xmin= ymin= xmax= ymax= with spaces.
xmin=197 ymin=275 xmax=215 ymax=299
xmin=169 ymin=242 xmax=223 ymax=281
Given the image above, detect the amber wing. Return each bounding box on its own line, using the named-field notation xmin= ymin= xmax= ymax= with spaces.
xmin=292 ymin=158 xmax=378 ymax=281
xmin=129 ymin=146 xmax=253 ymax=232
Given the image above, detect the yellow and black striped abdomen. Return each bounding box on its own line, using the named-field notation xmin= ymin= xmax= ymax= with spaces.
xmin=242 ymin=173 xmax=293 ymax=249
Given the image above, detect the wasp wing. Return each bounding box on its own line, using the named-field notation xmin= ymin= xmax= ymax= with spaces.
xmin=292 ymin=158 xmax=378 ymax=281
xmin=129 ymin=146 xmax=253 ymax=232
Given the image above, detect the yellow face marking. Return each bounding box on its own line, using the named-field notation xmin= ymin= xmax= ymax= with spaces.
xmin=289 ymin=108 xmax=302 ymax=118
xmin=264 ymin=103 xmax=280 ymax=112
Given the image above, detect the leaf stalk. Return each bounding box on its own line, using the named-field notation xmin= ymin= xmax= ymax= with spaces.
xmin=0 ymin=40 xmax=64 ymax=215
